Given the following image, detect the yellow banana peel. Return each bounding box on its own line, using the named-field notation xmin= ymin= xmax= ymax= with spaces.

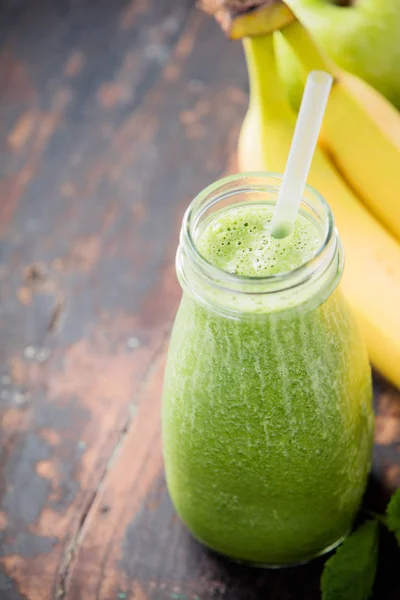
xmin=239 ymin=35 xmax=400 ymax=389
xmin=281 ymin=21 xmax=400 ymax=242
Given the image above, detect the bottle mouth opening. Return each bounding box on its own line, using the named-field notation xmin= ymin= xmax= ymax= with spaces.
xmin=181 ymin=172 xmax=336 ymax=295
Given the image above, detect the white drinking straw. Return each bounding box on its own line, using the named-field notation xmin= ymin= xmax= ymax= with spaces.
xmin=271 ymin=71 xmax=333 ymax=239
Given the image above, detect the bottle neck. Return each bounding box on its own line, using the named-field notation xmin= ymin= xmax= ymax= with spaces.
xmin=177 ymin=173 xmax=343 ymax=318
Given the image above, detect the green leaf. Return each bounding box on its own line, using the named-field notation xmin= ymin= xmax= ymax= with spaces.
xmin=386 ymin=487 xmax=400 ymax=544
xmin=321 ymin=520 xmax=379 ymax=600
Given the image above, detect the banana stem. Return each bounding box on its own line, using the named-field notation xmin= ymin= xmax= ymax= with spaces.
xmin=243 ymin=34 xmax=293 ymax=121
xmin=281 ymin=20 xmax=334 ymax=75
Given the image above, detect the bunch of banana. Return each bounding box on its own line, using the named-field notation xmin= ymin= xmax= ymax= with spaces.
xmin=198 ymin=0 xmax=400 ymax=389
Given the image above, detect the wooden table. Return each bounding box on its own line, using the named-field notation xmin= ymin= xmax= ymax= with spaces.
xmin=0 ymin=1 xmax=399 ymax=598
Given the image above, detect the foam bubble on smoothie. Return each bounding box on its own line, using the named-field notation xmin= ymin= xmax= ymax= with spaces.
xmin=197 ymin=204 xmax=322 ymax=277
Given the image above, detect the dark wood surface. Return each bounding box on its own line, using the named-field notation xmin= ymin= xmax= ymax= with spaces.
xmin=0 ymin=1 xmax=399 ymax=599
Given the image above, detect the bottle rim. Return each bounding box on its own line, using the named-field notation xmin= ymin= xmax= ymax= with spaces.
xmin=179 ymin=172 xmax=339 ymax=298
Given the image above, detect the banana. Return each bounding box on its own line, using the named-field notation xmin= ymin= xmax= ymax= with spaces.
xmin=280 ymin=20 xmax=400 ymax=242
xmin=239 ymin=35 xmax=400 ymax=389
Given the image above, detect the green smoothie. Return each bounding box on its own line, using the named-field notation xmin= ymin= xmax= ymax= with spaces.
xmin=162 ymin=202 xmax=373 ymax=565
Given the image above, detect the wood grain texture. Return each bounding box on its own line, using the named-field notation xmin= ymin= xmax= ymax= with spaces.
xmin=0 ymin=0 xmax=246 ymax=598
xmin=0 ymin=1 xmax=398 ymax=599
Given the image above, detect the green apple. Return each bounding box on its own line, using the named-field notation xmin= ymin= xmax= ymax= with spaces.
xmin=277 ymin=0 xmax=400 ymax=109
